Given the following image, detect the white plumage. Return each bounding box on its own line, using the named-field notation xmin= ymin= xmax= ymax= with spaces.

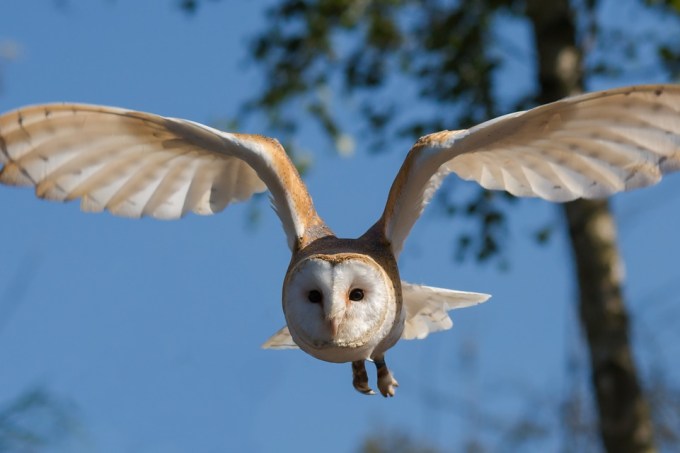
xmin=1 ymin=84 xmax=679 ymax=397
xmin=381 ymin=86 xmax=680 ymax=256
xmin=400 ymin=283 xmax=490 ymax=340
xmin=265 ymin=282 xmax=489 ymax=347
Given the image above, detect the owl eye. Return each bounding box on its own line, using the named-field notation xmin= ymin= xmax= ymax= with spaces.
xmin=349 ymin=288 xmax=364 ymax=301
xmin=308 ymin=290 xmax=323 ymax=304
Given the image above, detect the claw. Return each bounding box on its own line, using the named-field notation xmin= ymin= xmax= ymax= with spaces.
xmin=357 ymin=386 xmax=376 ymax=396
xmin=378 ymin=375 xmax=398 ymax=397
xmin=352 ymin=360 xmax=375 ymax=395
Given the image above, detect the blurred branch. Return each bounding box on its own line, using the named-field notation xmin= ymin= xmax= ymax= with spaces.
xmin=177 ymin=0 xmax=221 ymax=15
xmin=359 ymin=430 xmax=441 ymax=453
xmin=0 ymin=387 xmax=81 ymax=451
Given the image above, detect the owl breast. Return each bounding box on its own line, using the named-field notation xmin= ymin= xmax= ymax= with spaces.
xmin=282 ymin=253 xmax=403 ymax=363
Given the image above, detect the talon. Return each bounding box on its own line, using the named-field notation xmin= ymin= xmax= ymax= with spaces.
xmin=374 ymin=355 xmax=399 ymax=398
xmin=351 ymin=360 xmax=374 ymax=395
xmin=379 ymin=378 xmax=398 ymax=397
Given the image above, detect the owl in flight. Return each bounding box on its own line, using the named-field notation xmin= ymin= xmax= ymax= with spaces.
xmin=1 ymin=85 xmax=679 ymax=397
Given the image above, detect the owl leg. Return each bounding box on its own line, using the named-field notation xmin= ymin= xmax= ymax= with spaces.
xmin=351 ymin=360 xmax=375 ymax=395
xmin=373 ymin=354 xmax=399 ymax=398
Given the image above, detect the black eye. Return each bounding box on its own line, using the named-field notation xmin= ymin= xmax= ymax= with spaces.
xmin=308 ymin=290 xmax=323 ymax=304
xmin=349 ymin=288 xmax=364 ymax=301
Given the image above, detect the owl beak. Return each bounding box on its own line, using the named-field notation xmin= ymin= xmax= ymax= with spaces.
xmin=328 ymin=317 xmax=341 ymax=337
xmin=325 ymin=298 xmax=345 ymax=337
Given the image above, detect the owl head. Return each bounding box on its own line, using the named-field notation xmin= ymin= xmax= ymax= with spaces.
xmin=282 ymin=253 xmax=398 ymax=363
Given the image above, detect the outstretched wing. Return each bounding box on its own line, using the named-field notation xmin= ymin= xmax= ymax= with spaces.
xmin=0 ymin=103 xmax=327 ymax=250
xmin=262 ymin=326 xmax=298 ymax=350
xmin=378 ymin=85 xmax=680 ymax=256
xmin=400 ymin=282 xmax=490 ymax=340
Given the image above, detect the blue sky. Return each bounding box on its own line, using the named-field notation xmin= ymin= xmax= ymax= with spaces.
xmin=1 ymin=1 xmax=680 ymax=452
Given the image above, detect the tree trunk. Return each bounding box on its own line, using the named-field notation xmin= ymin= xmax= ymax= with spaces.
xmin=525 ymin=1 xmax=656 ymax=452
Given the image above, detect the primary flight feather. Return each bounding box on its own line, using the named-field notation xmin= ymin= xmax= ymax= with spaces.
xmin=1 ymin=84 xmax=678 ymax=397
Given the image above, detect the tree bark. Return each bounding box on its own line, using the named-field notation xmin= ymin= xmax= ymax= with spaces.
xmin=526 ymin=0 xmax=656 ymax=451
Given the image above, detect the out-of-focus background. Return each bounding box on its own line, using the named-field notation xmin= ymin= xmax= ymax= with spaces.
xmin=1 ymin=1 xmax=680 ymax=452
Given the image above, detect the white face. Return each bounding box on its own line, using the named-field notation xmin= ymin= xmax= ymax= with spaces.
xmin=283 ymin=255 xmax=394 ymax=361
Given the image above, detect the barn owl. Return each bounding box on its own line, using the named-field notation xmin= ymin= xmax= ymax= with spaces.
xmin=1 ymin=85 xmax=679 ymax=397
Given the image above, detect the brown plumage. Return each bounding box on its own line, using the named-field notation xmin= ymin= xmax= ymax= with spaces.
xmin=2 ymin=84 xmax=680 ymax=396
